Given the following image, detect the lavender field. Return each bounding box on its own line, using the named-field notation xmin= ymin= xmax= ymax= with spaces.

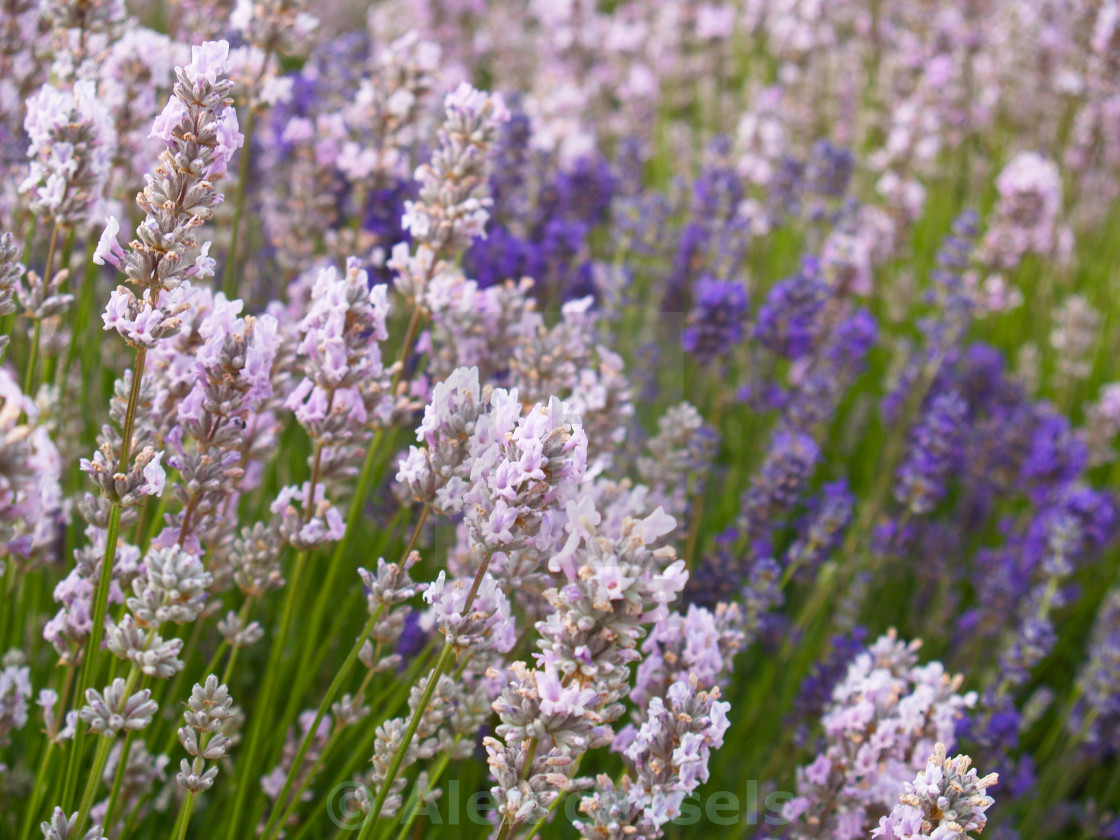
xmin=2 ymin=1 xmax=1120 ymax=838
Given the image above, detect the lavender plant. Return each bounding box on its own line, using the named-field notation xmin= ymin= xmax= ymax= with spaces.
xmin=1 ymin=5 xmax=1120 ymax=840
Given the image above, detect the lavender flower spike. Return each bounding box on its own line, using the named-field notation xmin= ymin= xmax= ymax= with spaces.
xmin=177 ymin=675 xmax=236 ymax=793
xmin=20 ymin=79 xmax=116 ymax=228
xmin=873 ymin=744 xmax=997 ymax=840
xmin=94 ymin=39 xmax=243 ymax=348
xmin=79 ymin=679 xmax=158 ymax=736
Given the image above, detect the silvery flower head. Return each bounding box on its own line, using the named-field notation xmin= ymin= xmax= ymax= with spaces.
xmin=79 ymin=678 xmax=158 ymax=735
xmin=1071 ymin=585 xmax=1120 ymax=751
xmin=873 ymin=743 xmax=997 ymax=840
xmin=105 ymin=614 xmax=184 ymax=679
xmin=0 ymin=657 xmax=31 ymax=745
xmin=38 ymin=807 xmax=104 ymax=840
xmin=20 ymin=79 xmax=116 ymax=227
xmin=231 ymin=0 xmax=320 ymax=57
xmin=463 ymin=389 xmax=588 ymax=554
xmin=492 ymin=662 xmax=603 ymax=753
xmin=126 ymin=546 xmax=212 ymax=626
xmin=40 ymin=0 xmax=124 ymax=32
xmin=396 ymin=365 xmax=486 ymax=509
xmin=623 ymin=675 xmax=731 ymax=830
xmin=270 ymin=481 xmax=345 ymax=550
xmin=230 ymin=521 xmax=284 ymax=597
xmin=0 ymin=232 xmax=22 ymax=320
xmin=358 ymin=553 xmax=426 ymax=610
xmin=290 ymin=260 xmax=390 ymax=394
xmin=539 ymin=504 xmax=685 ymax=691
xmin=402 ymin=82 xmax=509 ymax=256
xmin=177 ymin=675 xmax=235 ymax=793
xmin=484 ymin=735 xmax=577 ymax=829
xmin=93 ymin=38 xmax=243 ymax=351
xmin=783 ymin=631 xmax=977 ymax=840
xmin=423 ymin=570 xmax=514 ymax=653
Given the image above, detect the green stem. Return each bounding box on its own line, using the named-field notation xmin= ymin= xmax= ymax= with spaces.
xmin=273 ymin=504 xmax=430 ymax=839
xmin=286 ymin=645 xmax=439 ymax=840
xmin=391 ymin=737 xmax=462 ymax=840
xmin=266 ymin=671 xmax=375 ymax=839
xmin=65 ymin=345 xmax=147 ymax=809
xmin=22 ymin=319 xmax=41 ymax=396
xmin=102 ymin=729 xmax=136 ymax=832
xmin=292 ymin=441 xmax=396 ymax=703
xmin=42 ymin=226 xmax=76 ymax=386
xmin=18 ymin=741 xmax=56 ymax=840
xmin=72 ymin=734 xmax=114 ymax=839
xmin=62 ymin=239 xmax=100 ymax=388
xmin=62 ymin=504 xmax=119 ymax=809
xmin=22 ymin=223 xmax=61 ymax=399
xmin=328 ymin=294 xmax=424 ymax=570
xmin=222 ymin=548 xmax=308 ymax=840
xmin=0 ymin=560 xmax=14 ymax=650
xmin=174 ymin=792 xmax=197 ymax=840
xmin=260 ymin=604 xmax=387 ymax=840
xmin=223 ymin=110 xmax=255 ymax=298
xmin=221 ymin=45 xmax=272 ymax=299
xmin=358 ymin=642 xmax=456 ymax=837
xmin=356 ymin=554 xmax=485 ymax=837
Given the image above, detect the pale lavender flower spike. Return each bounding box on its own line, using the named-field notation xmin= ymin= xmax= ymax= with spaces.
xmin=93 ymin=39 xmax=243 ymax=353
xmin=177 ymin=675 xmax=236 ymax=793
xmin=20 ymin=79 xmax=115 ymax=228
xmin=423 ymin=570 xmax=514 ymax=653
xmin=873 ymin=744 xmax=997 ymax=840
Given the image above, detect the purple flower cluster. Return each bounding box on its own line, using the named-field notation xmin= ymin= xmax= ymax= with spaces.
xmin=574 ymin=676 xmax=730 ymax=838
xmin=681 ymin=277 xmax=749 ymax=366
xmin=894 ymin=391 xmax=967 ymax=516
xmin=873 ymin=744 xmax=997 ymax=840
xmin=784 ymin=632 xmax=976 ymax=840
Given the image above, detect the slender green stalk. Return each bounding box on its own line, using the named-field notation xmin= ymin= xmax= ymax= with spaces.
xmin=683 ymin=390 xmax=725 ymax=568
xmin=293 ymin=453 xmax=399 ymax=701
xmin=266 ymin=671 xmax=376 ymax=838
xmin=355 ymin=545 xmax=494 ymax=836
xmin=0 ymin=560 xmax=15 ymax=650
xmin=221 ymin=104 xmax=253 ymax=298
xmin=21 ymin=222 xmax=61 ymax=400
xmin=62 ymin=240 xmax=100 ymax=388
xmin=1024 ymin=712 xmax=1096 ymax=838
xmin=262 ymin=503 xmax=430 ymax=840
xmin=173 ymin=792 xmax=198 ymax=840
xmin=325 ymin=297 xmax=424 ymax=571
xmin=222 ymin=548 xmax=309 ymax=840
xmin=288 ymin=645 xmax=440 ymax=840
xmin=22 ymin=319 xmax=41 ymax=396
xmin=174 ymin=728 xmax=212 ymax=840
xmin=259 ymin=604 xmax=386 ymax=840
xmin=63 ymin=345 xmax=148 ymax=809
xmin=102 ymin=730 xmax=136 ymax=831
xmin=358 ymin=641 xmax=456 ymax=839
xmin=391 ymin=737 xmax=462 ymax=840
xmin=41 ymin=226 xmax=75 ymax=386
xmin=71 ymin=734 xmax=114 ymax=839
xmin=18 ymin=741 xmax=57 ymax=840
